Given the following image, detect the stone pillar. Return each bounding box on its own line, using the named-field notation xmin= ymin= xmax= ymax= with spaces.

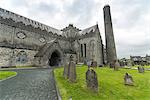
xmin=103 ymin=5 xmax=118 ymax=67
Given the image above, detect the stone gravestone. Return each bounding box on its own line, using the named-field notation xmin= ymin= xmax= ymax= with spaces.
xmin=138 ymin=66 xmax=145 ymax=73
xmin=87 ymin=59 xmax=92 ymax=68
xmin=91 ymin=61 xmax=97 ymax=68
xmin=63 ymin=63 xmax=69 ymax=79
xmin=68 ymin=55 xmax=76 ymax=82
xmin=124 ymin=73 xmax=134 ymax=86
xmin=114 ymin=60 xmax=119 ymax=71
xmin=86 ymin=69 xmax=98 ymax=92
xmin=110 ymin=61 xmax=115 ymax=68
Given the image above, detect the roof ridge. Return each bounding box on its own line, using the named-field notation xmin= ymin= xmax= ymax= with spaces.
xmin=82 ymin=24 xmax=98 ymax=31
xmin=79 ymin=24 xmax=98 ymax=35
xmin=0 ymin=7 xmax=62 ymax=35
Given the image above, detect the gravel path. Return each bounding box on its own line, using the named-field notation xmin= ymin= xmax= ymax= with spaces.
xmin=0 ymin=68 xmax=58 ymax=100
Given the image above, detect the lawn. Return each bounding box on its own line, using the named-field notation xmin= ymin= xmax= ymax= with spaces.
xmin=131 ymin=65 xmax=150 ymax=69
xmin=54 ymin=66 xmax=150 ymax=100
xmin=0 ymin=71 xmax=17 ymax=80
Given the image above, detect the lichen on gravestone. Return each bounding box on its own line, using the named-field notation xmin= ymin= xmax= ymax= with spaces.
xmin=138 ymin=66 xmax=145 ymax=73
xmin=63 ymin=55 xmax=76 ymax=82
xmin=124 ymin=72 xmax=134 ymax=86
xmin=86 ymin=68 xmax=98 ymax=92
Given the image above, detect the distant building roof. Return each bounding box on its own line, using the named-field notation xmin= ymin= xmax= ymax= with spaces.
xmin=130 ymin=56 xmax=142 ymax=61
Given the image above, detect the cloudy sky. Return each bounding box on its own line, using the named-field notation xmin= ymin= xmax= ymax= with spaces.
xmin=0 ymin=0 xmax=149 ymax=58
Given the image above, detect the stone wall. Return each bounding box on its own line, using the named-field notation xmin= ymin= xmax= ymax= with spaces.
xmin=0 ymin=47 xmax=37 ymax=67
xmin=76 ymin=28 xmax=103 ymax=66
xmin=0 ymin=22 xmax=69 ymax=67
xmin=0 ymin=48 xmax=12 ymax=67
xmin=0 ymin=11 xmax=104 ymax=67
xmin=0 ymin=23 xmax=55 ymax=49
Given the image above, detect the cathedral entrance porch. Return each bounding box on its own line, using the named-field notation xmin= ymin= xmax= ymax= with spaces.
xmin=49 ymin=50 xmax=61 ymax=67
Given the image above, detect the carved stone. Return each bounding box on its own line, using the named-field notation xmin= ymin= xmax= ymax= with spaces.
xmin=86 ymin=69 xmax=98 ymax=92
xmin=91 ymin=61 xmax=97 ymax=68
xmin=63 ymin=63 xmax=69 ymax=79
xmin=63 ymin=54 xmax=77 ymax=82
xmin=124 ymin=73 xmax=134 ymax=86
xmin=68 ymin=61 xmax=76 ymax=82
xmin=114 ymin=60 xmax=120 ymax=71
xmin=138 ymin=67 xmax=145 ymax=73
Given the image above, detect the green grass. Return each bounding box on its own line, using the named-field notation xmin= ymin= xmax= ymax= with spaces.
xmin=144 ymin=65 xmax=150 ymax=68
xmin=132 ymin=65 xmax=150 ymax=69
xmin=54 ymin=66 xmax=150 ymax=100
xmin=0 ymin=71 xmax=17 ymax=80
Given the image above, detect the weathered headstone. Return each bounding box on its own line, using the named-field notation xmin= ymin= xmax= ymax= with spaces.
xmin=110 ymin=61 xmax=115 ymax=68
xmin=63 ymin=63 xmax=69 ymax=79
xmin=114 ymin=60 xmax=119 ymax=71
xmin=124 ymin=73 xmax=134 ymax=86
xmin=68 ymin=55 xmax=76 ymax=82
xmin=87 ymin=60 xmax=92 ymax=68
xmin=91 ymin=61 xmax=97 ymax=68
xmin=138 ymin=67 xmax=145 ymax=73
xmin=86 ymin=69 xmax=98 ymax=92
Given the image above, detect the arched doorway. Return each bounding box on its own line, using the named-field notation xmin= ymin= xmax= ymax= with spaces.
xmin=49 ymin=50 xmax=61 ymax=66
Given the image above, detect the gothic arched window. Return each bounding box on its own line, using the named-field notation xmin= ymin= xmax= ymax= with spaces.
xmin=89 ymin=40 xmax=95 ymax=58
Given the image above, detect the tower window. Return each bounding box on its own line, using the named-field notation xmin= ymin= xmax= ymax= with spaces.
xmin=81 ymin=44 xmax=83 ymax=57
xmin=84 ymin=44 xmax=86 ymax=58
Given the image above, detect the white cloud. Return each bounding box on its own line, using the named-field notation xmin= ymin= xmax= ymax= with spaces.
xmin=0 ymin=0 xmax=149 ymax=58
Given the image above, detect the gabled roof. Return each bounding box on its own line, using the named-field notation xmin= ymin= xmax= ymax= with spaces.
xmin=34 ymin=39 xmax=57 ymax=57
xmin=79 ymin=24 xmax=98 ymax=35
xmin=0 ymin=7 xmax=101 ymax=39
xmin=0 ymin=8 xmax=62 ymax=35
xmin=61 ymin=24 xmax=81 ymax=38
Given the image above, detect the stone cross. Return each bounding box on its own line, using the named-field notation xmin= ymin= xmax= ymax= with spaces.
xmin=124 ymin=73 xmax=134 ymax=86
xmin=86 ymin=69 xmax=98 ymax=92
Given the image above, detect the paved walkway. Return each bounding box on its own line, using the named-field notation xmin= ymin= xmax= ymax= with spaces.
xmin=0 ymin=68 xmax=58 ymax=100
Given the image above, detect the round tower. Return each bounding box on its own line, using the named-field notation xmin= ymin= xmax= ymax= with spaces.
xmin=103 ymin=5 xmax=118 ymax=67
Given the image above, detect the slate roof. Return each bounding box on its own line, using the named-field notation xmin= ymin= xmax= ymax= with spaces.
xmin=79 ymin=24 xmax=98 ymax=35
xmin=0 ymin=8 xmax=62 ymax=35
xmin=0 ymin=7 xmax=99 ymax=38
xmin=130 ymin=56 xmax=149 ymax=62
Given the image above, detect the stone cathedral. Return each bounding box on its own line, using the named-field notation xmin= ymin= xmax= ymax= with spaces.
xmin=0 ymin=5 xmax=118 ymax=67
